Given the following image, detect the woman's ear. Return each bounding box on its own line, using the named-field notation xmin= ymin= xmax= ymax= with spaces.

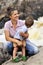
xmin=9 ymin=16 xmax=11 ymax=19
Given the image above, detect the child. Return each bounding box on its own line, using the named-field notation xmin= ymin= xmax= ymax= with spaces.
xmin=14 ymin=16 xmax=34 ymax=41
xmin=14 ymin=16 xmax=34 ymax=60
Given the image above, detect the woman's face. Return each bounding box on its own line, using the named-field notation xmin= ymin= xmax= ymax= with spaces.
xmin=10 ymin=10 xmax=19 ymax=21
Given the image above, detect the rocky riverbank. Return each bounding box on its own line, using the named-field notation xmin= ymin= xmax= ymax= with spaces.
xmin=2 ymin=47 xmax=43 ymax=65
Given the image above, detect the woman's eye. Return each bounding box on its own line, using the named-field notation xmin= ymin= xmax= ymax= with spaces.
xmin=14 ymin=14 xmax=16 ymax=15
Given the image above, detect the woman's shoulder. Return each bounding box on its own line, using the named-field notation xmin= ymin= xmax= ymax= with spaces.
xmin=5 ymin=20 xmax=11 ymax=25
xmin=18 ymin=19 xmax=25 ymax=25
xmin=18 ymin=19 xmax=25 ymax=22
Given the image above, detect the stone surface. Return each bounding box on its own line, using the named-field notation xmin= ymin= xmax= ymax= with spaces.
xmin=0 ymin=0 xmax=43 ymax=20
xmin=2 ymin=47 xmax=43 ymax=65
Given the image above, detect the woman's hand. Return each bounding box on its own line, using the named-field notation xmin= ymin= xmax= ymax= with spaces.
xmin=16 ymin=40 xmax=22 ymax=46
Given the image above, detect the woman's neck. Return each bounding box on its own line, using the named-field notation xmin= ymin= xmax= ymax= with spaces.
xmin=11 ymin=19 xmax=17 ymax=25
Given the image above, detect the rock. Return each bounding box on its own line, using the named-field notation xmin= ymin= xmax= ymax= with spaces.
xmin=0 ymin=15 xmax=10 ymax=29
xmin=2 ymin=47 xmax=43 ymax=65
xmin=0 ymin=43 xmax=11 ymax=65
xmin=0 ymin=0 xmax=43 ymax=20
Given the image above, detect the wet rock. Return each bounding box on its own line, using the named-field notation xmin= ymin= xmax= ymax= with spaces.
xmin=0 ymin=15 xmax=10 ymax=29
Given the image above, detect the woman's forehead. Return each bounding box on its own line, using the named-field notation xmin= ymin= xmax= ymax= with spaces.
xmin=11 ymin=10 xmax=18 ymax=14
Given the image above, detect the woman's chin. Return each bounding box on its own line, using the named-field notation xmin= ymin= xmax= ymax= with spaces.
xmin=15 ymin=19 xmax=19 ymax=21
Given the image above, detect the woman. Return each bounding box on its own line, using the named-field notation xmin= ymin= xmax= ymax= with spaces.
xmin=4 ymin=7 xmax=39 ymax=62
xmin=4 ymin=7 xmax=27 ymax=62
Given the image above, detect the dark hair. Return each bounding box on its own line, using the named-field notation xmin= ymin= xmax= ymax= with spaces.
xmin=25 ymin=16 xmax=34 ymax=28
xmin=7 ymin=7 xmax=17 ymax=16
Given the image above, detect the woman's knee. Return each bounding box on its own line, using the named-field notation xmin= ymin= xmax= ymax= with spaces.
xmin=26 ymin=43 xmax=39 ymax=55
xmin=34 ymin=46 xmax=39 ymax=54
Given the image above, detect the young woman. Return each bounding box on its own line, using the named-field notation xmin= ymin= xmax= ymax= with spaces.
xmin=4 ymin=7 xmax=27 ymax=62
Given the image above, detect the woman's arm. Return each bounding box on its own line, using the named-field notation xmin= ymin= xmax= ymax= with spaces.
xmin=4 ymin=30 xmax=22 ymax=44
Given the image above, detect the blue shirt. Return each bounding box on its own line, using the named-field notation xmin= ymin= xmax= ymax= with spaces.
xmin=14 ymin=25 xmax=28 ymax=40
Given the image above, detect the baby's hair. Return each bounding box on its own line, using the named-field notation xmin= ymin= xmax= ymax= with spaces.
xmin=25 ymin=16 xmax=34 ymax=28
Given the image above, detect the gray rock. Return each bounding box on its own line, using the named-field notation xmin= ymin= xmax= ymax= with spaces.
xmin=0 ymin=43 xmax=11 ymax=65
xmin=0 ymin=0 xmax=43 ymax=20
xmin=2 ymin=47 xmax=43 ymax=65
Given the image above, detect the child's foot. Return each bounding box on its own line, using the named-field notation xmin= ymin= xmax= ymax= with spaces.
xmin=22 ymin=56 xmax=27 ymax=61
xmin=12 ymin=57 xmax=20 ymax=62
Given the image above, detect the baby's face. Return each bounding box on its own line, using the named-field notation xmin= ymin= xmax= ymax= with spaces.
xmin=25 ymin=22 xmax=32 ymax=28
xmin=25 ymin=20 xmax=34 ymax=28
xmin=26 ymin=25 xmax=30 ymax=28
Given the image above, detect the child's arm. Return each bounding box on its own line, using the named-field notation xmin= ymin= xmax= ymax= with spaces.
xmin=20 ymin=32 xmax=29 ymax=38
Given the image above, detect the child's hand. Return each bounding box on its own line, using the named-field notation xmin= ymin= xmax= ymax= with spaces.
xmin=20 ymin=32 xmax=29 ymax=38
xmin=20 ymin=32 xmax=24 ymax=36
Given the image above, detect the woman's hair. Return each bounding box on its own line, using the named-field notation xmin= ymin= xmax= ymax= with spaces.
xmin=7 ymin=7 xmax=16 ymax=16
xmin=25 ymin=16 xmax=34 ymax=28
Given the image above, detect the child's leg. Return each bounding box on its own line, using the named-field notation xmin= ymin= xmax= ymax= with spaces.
xmin=21 ymin=40 xmax=27 ymax=61
xmin=12 ymin=43 xmax=20 ymax=62
xmin=13 ymin=43 xmax=18 ymax=59
xmin=22 ymin=40 xmax=26 ymax=56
